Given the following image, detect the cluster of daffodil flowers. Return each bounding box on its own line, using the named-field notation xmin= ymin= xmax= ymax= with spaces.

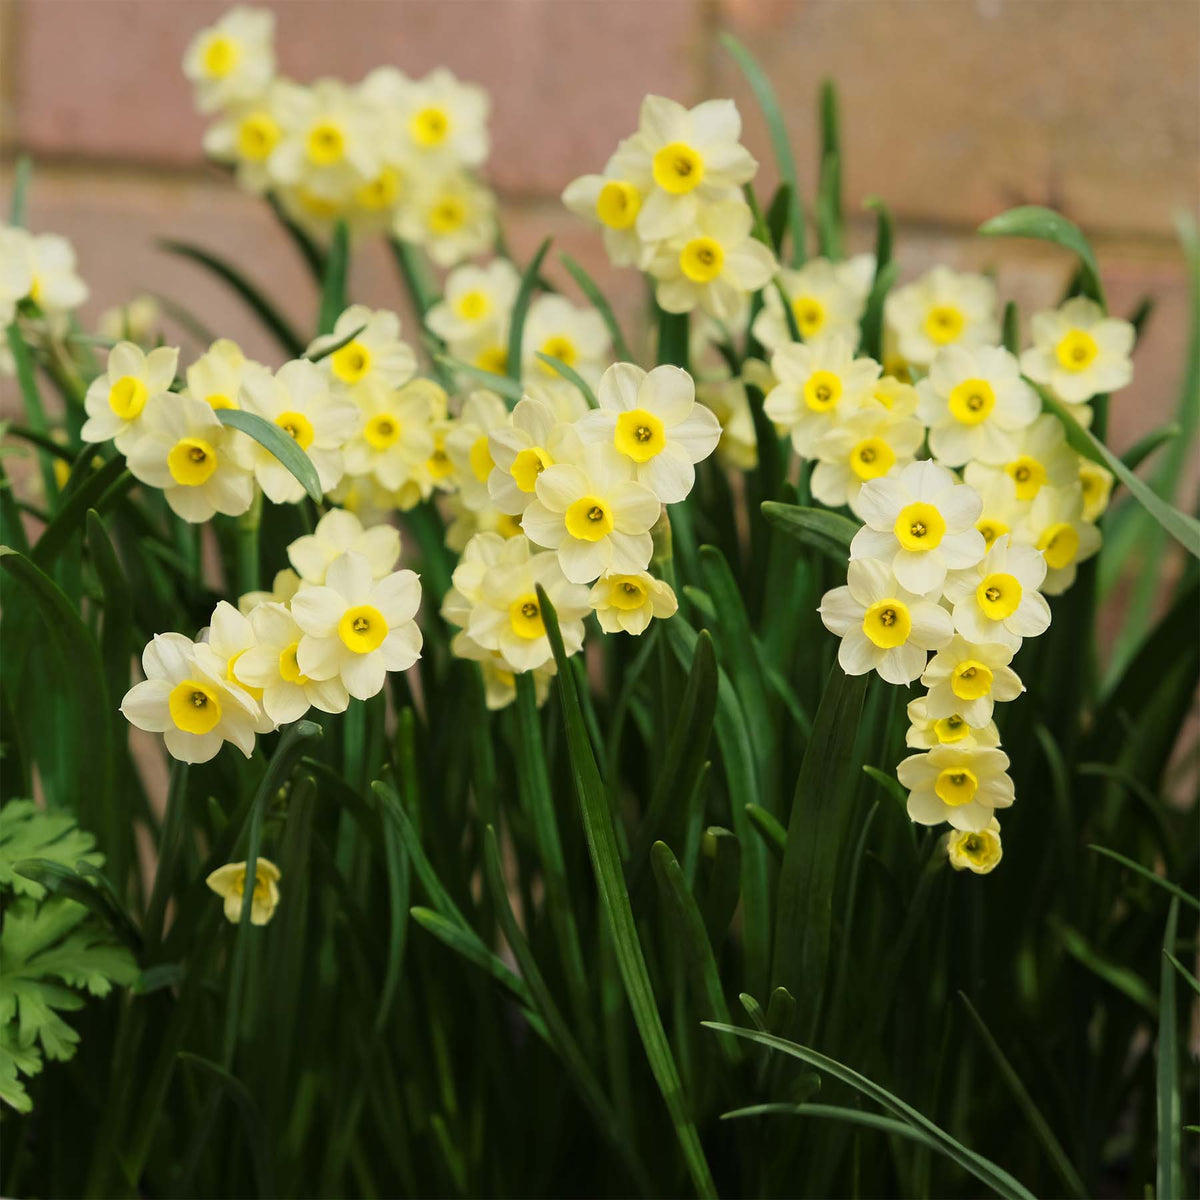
xmin=184 ymin=6 xmax=495 ymax=263
xmin=785 ymin=280 xmax=1133 ymax=875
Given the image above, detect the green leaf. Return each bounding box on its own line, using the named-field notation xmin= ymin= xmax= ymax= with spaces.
xmin=1086 ymin=845 xmax=1199 ymax=912
xmin=12 ymin=859 xmax=141 ymax=952
xmin=305 ymin=322 xmax=366 ymax=364
xmin=6 ymin=323 xmax=58 ymax=504
xmin=650 ymin=841 xmax=740 ymax=1066
xmin=722 ymin=34 xmax=806 ymax=265
xmin=480 ymin=827 xmax=653 ymax=1193
xmin=387 ymin=236 xmax=438 ymax=319
xmin=217 ymin=408 xmax=322 ymax=502
xmin=1033 ymin=383 xmax=1200 ymax=558
xmin=958 ymin=992 xmax=1087 ymax=1197
xmin=31 ymin=455 xmax=127 ymax=570
xmin=1164 ymin=952 xmax=1200 ymax=997
xmin=816 ymin=82 xmax=842 ymax=258
xmin=1049 ymin=918 xmax=1157 ymax=1016
xmin=761 ymin=501 xmax=858 ymax=564
xmin=317 ymin=220 xmax=349 ymax=336
xmin=533 ymin=352 xmax=598 ymax=407
xmin=1157 ymin=899 xmax=1182 ymax=1200
xmin=0 ymin=800 xmax=103 ymax=900
xmin=772 ymin=666 xmax=868 ymax=1035
xmin=1120 ymin=423 xmax=1180 ymax=473
xmin=159 ymin=239 xmax=305 ymax=356
xmin=9 ymin=156 xmax=32 ymax=226
xmin=656 ymin=306 xmax=690 ymax=370
xmin=559 ymin=252 xmax=633 ymax=362
xmin=506 ymin=237 xmax=552 ymax=382
xmin=979 ymin=206 xmax=1106 ymax=308
xmin=765 ymin=184 xmax=793 ymax=258
xmin=266 ymin=192 xmax=326 ymax=282
xmin=433 ymin=355 xmax=525 ymax=402
xmin=1002 ymin=300 xmax=1020 ymax=354
xmin=703 ymin=1024 xmax=1037 ymax=1200
xmin=744 ymin=803 xmax=786 ymax=860
xmin=537 ymin=585 xmax=717 ymax=1199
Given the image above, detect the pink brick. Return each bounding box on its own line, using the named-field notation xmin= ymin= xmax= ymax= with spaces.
xmin=713 ymin=0 xmax=1200 ymax=238
xmin=14 ymin=0 xmax=704 ymax=195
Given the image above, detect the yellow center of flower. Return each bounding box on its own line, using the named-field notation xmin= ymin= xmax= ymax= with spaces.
xmin=976 ymin=519 xmax=1009 ymax=550
xmin=28 ymin=275 xmax=43 ymax=305
xmin=167 ymin=438 xmax=218 ymax=487
xmin=331 ymin=340 xmax=372 ymax=384
xmin=356 ymin=167 xmax=402 ymax=210
xmin=497 ymin=513 xmax=524 ymax=538
xmin=108 ymin=375 xmax=148 ymax=420
xmin=849 ymin=437 xmax=896 ymax=481
xmin=948 ymin=378 xmax=996 ymax=426
xmin=951 ymin=660 xmax=994 ymax=701
xmin=893 ymin=501 xmax=946 ymax=551
xmin=410 ymin=106 xmax=451 ymax=147
xmin=469 ymin=435 xmax=494 ymax=483
xmin=225 ymin=650 xmax=263 ymax=701
xmin=428 ymin=195 xmax=467 ymax=234
xmin=565 ymin=496 xmax=614 ymax=542
xmin=976 ymin=572 xmax=1022 ymax=620
xmin=364 ymin=413 xmax=401 ymax=449
xmin=957 ymin=831 xmax=996 ymax=866
xmin=168 ymin=679 xmax=222 ymax=734
xmin=803 ymin=370 xmax=843 ymax=413
xmin=1036 ymin=521 xmax=1080 ymax=570
xmin=539 ymin=336 xmax=577 ymax=370
xmin=1005 ymin=455 xmax=1046 ymax=500
xmin=475 ymin=345 xmax=508 ymax=375
xmin=512 ymin=446 xmax=552 ymax=493
xmin=275 ymin=410 xmax=315 ymax=450
xmin=509 ymin=594 xmax=545 ymax=640
xmin=337 ymin=605 xmax=388 ymax=654
xmin=306 ymin=120 xmax=346 ymax=166
xmin=934 ymin=714 xmax=971 ymax=744
xmin=205 ymin=392 xmax=237 ymax=410
xmin=595 ymin=180 xmax=641 ymax=230
xmin=862 ymin=598 xmax=912 ymax=649
xmin=296 ymin=188 xmax=339 ymax=219
xmin=202 ymin=34 xmax=241 ymax=79
xmin=610 ymin=576 xmax=649 ymax=610
xmin=455 ymin=289 xmax=490 ymax=321
xmin=427 ymin=437 xmax=453 ymax=480
xmin=652 ymin=141 xmax=704 ymax=194
xmin=614 ymin=408 xmax=666 ymax=462
xmin=237 ymin=112 xmax=280 ymax=161
xmin=923 ymin=304 xmax=965 ymax=345
xmin=792 ymin=296 xmax=826 ymax=338
xmin=679 ymin=237 xmax=724 ymax=283
xmin=1055 ymin=329 xmax=1099 ymax=372
xmin=935 ymin=766 xmax=978 ymax=807
xmin=278 ymin=641 xmax=309 ymax=684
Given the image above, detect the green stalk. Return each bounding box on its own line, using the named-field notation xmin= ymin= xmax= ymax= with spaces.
xmin=143 ymin=760 xmax=191 ymax=952
xmin=235 ymin=487 xmax=263 ymax=597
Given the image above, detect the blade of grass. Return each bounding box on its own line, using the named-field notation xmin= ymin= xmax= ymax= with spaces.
xmin=761 ymin=501 xmax=858 ymax=564
xmin=1086 ymin=845 xmax=1199 ymax=912
xmin=506 ymin=237 xmax=552 ymax=382
xmin=533 ymin=352 xmax=597 ymax=407
xmin=1157 ymin=899 xmax=1182 ymax=1200
xmin=559 ymin=252 xmax=633 ymax=362
xmin=317 ymin=220 xmax=349 ymax=336
xmin=538 ymin=584 xmax=717 ymax=1198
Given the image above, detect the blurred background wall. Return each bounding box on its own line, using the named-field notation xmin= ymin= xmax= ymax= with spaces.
xmin=1 ymin=0 xmax=1197 ymax=462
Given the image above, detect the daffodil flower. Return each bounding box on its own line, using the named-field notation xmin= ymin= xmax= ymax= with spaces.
xmin=1020 ymin=296 xmax=1134 ymax=405
xmin=576 ymin=363 xmax=721 ymax=504
xmin=521 ymin=294 xmax=612 ymax=388
xmin=82 ymin=341 xmax=179 ymax=453
xmin=182 ymin=338 xmax=264 ymax=414
xmin=342 ymin=377 xmax=435 ymax=493
xmin=811 ymin=407 xmax=926 ymax=515
xmin=291 ymin=551 xmax=422 ymax=702
xmin=0 ymin=227 xmax=34 ymax=326
xmin=818 ymin=558 xmax=954 ymax=685
xmin=588 ymin=570 xmax=678 ymax=635
xmin=446 ymin=389 xmax=511 ymax=510
xmin=904 ymin=696 xmax=1000 ymax=750
xmin=206 ymin=858 xmax=281 ymax=925
xmin=942 ymin=534 xmax=1051 ymax=651
xmin=488 ymin=397 xmax=580 ymax=516
xmin=308 ymin=305 xmax=417 ymax=398
xmin=963 ymin=413 xmax=1077 ymax=503
xmin=201 ymin=601 xmax=275 ymax=734
xmin=287 ymin=507 xmax=400 ymax=586
xmin=562 ymin=138 xmax=652 ymax=269
xmin=394 ymin=170 xmax=496 ymax=267
xmin=920 ymin=635 xmax=1024 ymax=727
xmin=1014 ymin=483 xmax=1101 ymax=595
xmin=897 ymin=744 xmax=1014 ymax=832
xmin=945 ymin=818 xmax=1004 ymax=874
xmin=752 ymin=255 xmax=872 ymax=353
xmin=427 ymin=259 xmax=519 ymax=350
xmin=851 ymin=460 xmax=986 ymax=595
xmin=182 ymin=6 xmax=275 ymax=114
xmin=884 ymin=265 xmax=999 ymax=369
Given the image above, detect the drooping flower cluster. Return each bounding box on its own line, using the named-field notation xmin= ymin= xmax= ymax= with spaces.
xmin=563 ymin=96 xmax=777 ymax=320
xmin=184 ymin=6 xmax=495 ymax=262
xmin=121 ymin=509 xmax=422 ymax=763
xmin=803 ymin=270 xmax=1134 ymax=872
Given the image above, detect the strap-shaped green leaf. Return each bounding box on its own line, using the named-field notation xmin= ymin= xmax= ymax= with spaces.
xmin=761 ymin=501 xmax=859 ymax=564
xmin=217 ymin=409 xmax=322 ymax=502
xmin=559 ymin=252 xmax=633 ymax=362
xmin=506 ymin=237 xmax=552 ymax=382
xmin=317 ymin=220 xmax=349 ymax=336
xmin=979 ymin=206 xmax=1106 ymax=308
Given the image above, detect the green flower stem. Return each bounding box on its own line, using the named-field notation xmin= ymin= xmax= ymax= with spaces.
xmin=235 ymin=487 xmax=263 ymax=597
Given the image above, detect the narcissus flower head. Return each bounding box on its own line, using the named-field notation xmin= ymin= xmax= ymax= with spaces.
xmin=427 ymin=259 xmax=519 ymax=351
xmin=562 ymin=137 xmax=652 ymax=269
xmin=521 ymin=294 xmax=612 ymax=387
xmin=182 ymin=338 xmax=263 ymax=414
xmin=1077 ymin=459 xmax=1114 ymax=523
xmin=812 ymin=406 xmax=926 ymax=516
xmin=206 ymin=858 xmax=281 ymax=925
xmin=445 ymin=389 xmax=511 ymax=510
xmin=487 ymin=396 xmax=580 ymax=516
xmin=521 ymin=443 xmax=662 ymax=585
xmin=82 ymin=341 xmax=179 ymax=454
xmin=576 ymin=363 xmax=721 ymax=503
xmin=240 ymin=358 xmax=359 ymax=502
xmin=121 ymin=632 xmax=259 ymax=763
xmin=290 ymin=551 xmax=422 ymax=702
xmin=945 ymin=817 xmax=1004 ymax=874
xmin=962 ymin=413 xmax=1077 ymax=504
xmin=764 ymin=335 xmax=882 ymax=458
xmin=342 ymin=377 xmax=436 ymax=493
xmin=125 ymin=393 xmax=255 ymax=523
xmin=201 ymin=601 xmax=275 ymax=734
xmin=904 ymin=696 xmax=1000 ymax=750
xmin=202 ymin=83 xmax=291 ymax=194
xmin=589 ymin=570 xmax=678 ymax=635
xmin=394 ymin=170 xmax=496 ymax=267
xmin=308 ymin=306 xmax=417 ymax=398
xmin=885 ymin=265 xmax=999 ymax=369
xmin=851 ymin=460 xmax=986 ymax=595
xmin=897 ymin=744 xmax=1014 ymax=832
xmin=183 ymin=6 xmax=275 ymax=114
xmin=1014 ymin=483 xmax=1101 ymax=595
xmin=917 ymin=345 xmax=1041 ymax=468
xmin=942 ymin=534 xmax=1051 ymax=652
xmin=1020 ymin=296 xmax=1134 ymax=406
xmin=920 ymin=635 xmax=1024 ymax=728
xmin=752 ymin=256 xmax=871 ymax=353
xmin=648 ymin=199 xmax=776 ymax=321
xmin=819 ymin=558 xmax=954 ymax=685
xmin=287 ymin=507 xmax=400 ymax=586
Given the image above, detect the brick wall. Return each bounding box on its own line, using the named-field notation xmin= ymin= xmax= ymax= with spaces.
xmin=2 ymin=0 xmax=1198 ymax=467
